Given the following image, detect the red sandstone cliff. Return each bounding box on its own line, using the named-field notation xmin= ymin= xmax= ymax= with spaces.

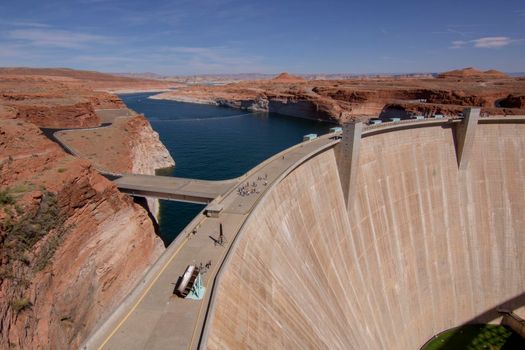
xmin=436 ymin=67 xmax=509 ymax=79
xmin=0 ymin=75 xmax=124 ymax=128
xmin=271 ymin=72 xmax=307 ymax=83
xmin=152 ymin=68 xmax=525 ymax=122
xmin=0 ymin=120 xmax=164 ymax=348
xmin=0 ymin=69 xmax=174 ymax=348
xmin=0 ymin=67 xmax=176 ymax=92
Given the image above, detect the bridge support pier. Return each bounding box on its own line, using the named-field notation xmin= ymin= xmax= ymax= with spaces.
xmin=336 ymin=122 xmax=363 ymax=210
xmin=455 ymin=108 xmax=480 ymax=170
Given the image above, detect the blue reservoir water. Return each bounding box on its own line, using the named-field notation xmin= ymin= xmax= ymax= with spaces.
xmin=120 ymin=92 xmax=334 ymax=245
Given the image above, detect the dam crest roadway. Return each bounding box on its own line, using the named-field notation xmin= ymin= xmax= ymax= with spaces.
xmin=61 ymin=109 xmax=525 ymax=350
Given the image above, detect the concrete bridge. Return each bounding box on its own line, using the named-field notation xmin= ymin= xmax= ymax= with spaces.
xmin=80 ymin=110 xmax=525 ymax=350
xmin=113 ymin=174 xmax=237 ymax=204
xmin=47 ymin=109 xmax=237 ymax=205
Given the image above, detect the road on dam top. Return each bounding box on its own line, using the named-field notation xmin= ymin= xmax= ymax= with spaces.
xmin=86 ymin=133 xmax=339 ymax=350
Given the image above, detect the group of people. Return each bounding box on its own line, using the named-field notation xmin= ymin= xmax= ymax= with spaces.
xmin=198 ymin=260 xmax=212 ymax=273
xmin=237 ymin=173 xmax=269 ymax=197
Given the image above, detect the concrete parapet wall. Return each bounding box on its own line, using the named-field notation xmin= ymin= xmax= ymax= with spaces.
xmin=203 ymin=121 xmax=525 ymax=349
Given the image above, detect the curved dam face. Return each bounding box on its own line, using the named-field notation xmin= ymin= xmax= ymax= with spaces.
xmin=203 ymin=121 xmax=525 ymax=349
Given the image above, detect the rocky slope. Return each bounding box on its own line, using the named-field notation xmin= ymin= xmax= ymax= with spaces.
xmin=0 ymin=67 xmax=176 ymax=92
xmin=436 ymin=67 xmax=508 ymax=79
xmin=0 ymin=69 xmax=174 ymax=348
xmin=128 ymin=116 xmax=175 ymax=218
xmin=0 ymin=120 xmax=164 ymax=349
xmin=152 ymin=69 xmax=525 ymax=123
xmin=0 ymin=74 xmax=124 ymax=128
xmin=52 ymin=113 xmax=175 ymax=219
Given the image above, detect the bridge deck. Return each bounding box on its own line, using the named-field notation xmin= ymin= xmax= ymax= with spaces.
xmin=113 ymin=174 xmax=236 ymax=204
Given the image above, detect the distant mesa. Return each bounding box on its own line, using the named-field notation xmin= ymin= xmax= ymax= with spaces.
xmin=271 ymin=72 xmax=307 ymax=83
xmin=437 ymin=67 xmax=508 ymax=79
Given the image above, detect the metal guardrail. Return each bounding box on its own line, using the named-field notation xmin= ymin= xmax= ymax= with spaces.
xmin=363 ymin=116 xmax=453 ymax=131
xmin=362 ymin=114 xmax=525 ymax=132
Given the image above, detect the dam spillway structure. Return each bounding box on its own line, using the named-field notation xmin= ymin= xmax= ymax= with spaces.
xmin=199 ymin=109 xmax=525 ymax=349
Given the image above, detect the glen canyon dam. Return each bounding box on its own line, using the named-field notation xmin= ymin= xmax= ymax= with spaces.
xmin=84 ymin=108 xmax=525 ymax=349
xmin=199 ymin=112 xmax=525 ymax=349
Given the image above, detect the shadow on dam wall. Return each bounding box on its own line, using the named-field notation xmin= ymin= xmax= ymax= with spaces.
xmin=202 ymin=121 xmax=525 ymax=349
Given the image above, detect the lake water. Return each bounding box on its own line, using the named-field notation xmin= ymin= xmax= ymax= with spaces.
xmin=120 ymin=92 xmax=333 ymax=245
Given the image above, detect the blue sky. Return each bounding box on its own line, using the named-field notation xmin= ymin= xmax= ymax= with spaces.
xmin=0 ymin=0 xmax=524 ymax=74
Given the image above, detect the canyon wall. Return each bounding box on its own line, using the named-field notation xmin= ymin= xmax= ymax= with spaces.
xmin=0 ymin=75 xmax=127 ymax=128
xmin=0 ymin=71 xmax=174 ymax=349
xmin=203 ymin=121 xmax=525 ymax=349
xmin=53 ymin=114 xmax=175 ymax=218
xmin=151 ymin=70 xmax=525 ymax=123
xmin=0 ymin=120 xmax=164 ymax=349
xmin=126 ymin=116 xmax=175 ymax=218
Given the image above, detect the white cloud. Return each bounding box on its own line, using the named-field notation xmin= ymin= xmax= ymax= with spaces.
xmin=450 ymin=36 xmax=519 ymax=49
xmin=3 ymin=20 xmax=51 ymax=28
xmin=6 ymin=28 xmax=112 ymax=49
xmin=159 ymin=46 xmax=264 ymax=67
xmin=472 ymin=36 xmax=512 ymax=48
xmin=163 ymin=47 xmax=215 ymax=54
xmin=450 ymin=40 xmax=467 ymax=49
xmin=60 ymin=45 xmax=275 ymax=74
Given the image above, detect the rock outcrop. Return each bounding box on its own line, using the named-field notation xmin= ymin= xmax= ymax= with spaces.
xmin=0 ymin=120 xmax=164 ymax=349
xmin=270 ymin=72 xmax=307 ymax=83
xmin=0 ymin=69 xmax=174 ymax=348
xmin=125 ymin=116 xmax=175 ymax=174
xmin=437 ymin=67 xmax=509 ymax=79
xmin=0 ymin=67 xmax=176 ymax=92
xmin=152 ymin=68 xmax=525 ymax=123
xmin=125 ymin=116 xmax=175 ymax=217
xmin=0 ymin=75 xmax=125 ymax=128
xmin=52 ymin=113 xmax=175 ymax=219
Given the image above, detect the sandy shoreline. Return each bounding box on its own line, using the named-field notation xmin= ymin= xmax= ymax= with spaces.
xmin=101 ymin=88 xmax=175 ymax=94
xmin=148 ymin=92 xmax=219 ymax=105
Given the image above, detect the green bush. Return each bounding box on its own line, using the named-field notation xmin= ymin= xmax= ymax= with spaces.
xmin=10 ymin=297 xmax=31 ymax=312
xmin=34 ymin=234 xmax=64 ymax=272
xmin=1 ymin=191 xmax=70 ymax=280
xmin=0 ymin=188 xmax=14 ymax=205
xmin=11 ymin=184 xmax=29 ymax=193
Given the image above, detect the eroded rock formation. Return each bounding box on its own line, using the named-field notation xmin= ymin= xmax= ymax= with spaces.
xmin=0 ymin=69 xmax=174 ymax=348
xmin=152 ymin=68 xmax=525 ymax=122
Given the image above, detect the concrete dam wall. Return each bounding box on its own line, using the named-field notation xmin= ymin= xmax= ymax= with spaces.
xmin=202 ymin=120 xmax=525 ymax=349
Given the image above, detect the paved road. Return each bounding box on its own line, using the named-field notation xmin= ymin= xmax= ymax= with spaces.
xmin=83 ymin=133 xmax=339 ymax=350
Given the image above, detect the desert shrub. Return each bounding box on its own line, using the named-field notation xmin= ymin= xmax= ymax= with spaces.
xmin=10 ymin=297 xmax=31 ymax=312
xmin=33 ymin=234 xmax=65 ymax=272
xmin=0 ymin=188 xmax=14 ymax=205
xmin=1 ymin=191 xmax=71 ymax=278
xmin=11 ymin=183 xmax=31 ymax=193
